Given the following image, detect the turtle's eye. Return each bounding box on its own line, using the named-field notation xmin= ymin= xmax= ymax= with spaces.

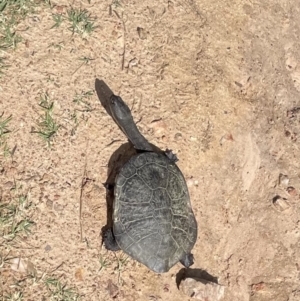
xmin=110 ymin=95 xmax=117 ymax=104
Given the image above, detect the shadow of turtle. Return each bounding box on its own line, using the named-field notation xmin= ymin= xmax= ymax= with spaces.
xmin=176 ymin=267 xmax=219 ymax=289
xmin=94 ymin=78 xmax=114 ymax=117
xmin=103 ymin=142 xmax=136 ymax=232
xmin=94 ymin=78 xmax=129 ymax=240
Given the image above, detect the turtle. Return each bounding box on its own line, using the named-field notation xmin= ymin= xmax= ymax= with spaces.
xmin=103 ymin=94 xmax=198 ymax=273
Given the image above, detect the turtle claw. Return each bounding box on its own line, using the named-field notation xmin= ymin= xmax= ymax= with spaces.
xmin=165 ymin=149 xmax=179 ymax=163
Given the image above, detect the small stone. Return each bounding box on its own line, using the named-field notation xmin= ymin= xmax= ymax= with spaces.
xmin=278 ymin=174 xmax=289 ymax=187
xmin=54 ymin=5 xmax=67 ymax=13
xmin=106 ymin=280 xmax=119 ymax=298
xmin=149 ymin=295 xmax=161 ymax=301
xmin=272 ymin=195 xmax=290 ymax=211
xmin=75 ymin=268 xmax=84 ymax=281
xmin=251 ymin=282 xmax=265 ymax=292
xmin=174 ymin=133 xmax=182 ymax=140
xmin=45 ymin=244 xmax=52 ymax=252
xmin=137 ymin=27 xmax=147 ymax=39
xmin=187 ymin=178 xmax=194 ymax=187
xmin=287 ymin=186 xmax=297 ymax=197
xmin=5 ymin=167 xmax=17 ymax=177
xmin=168 ymin=1 xmax=175 ymax=13
xmin=4 ymin=181 xmax=14 ymax=188
xmin=10 ymin=258 xmax=36 ymax=275
xmin=161 ymin=135 xmax=167 ymax=142
xmin=180 ymin=278 xmax=225 ymax=300
xmin=53 ymin=202 xmax=64 ymax=211
xmin=46 ymin=199 xmax=53 ymax=209
xmin=149 ymin=119 xmax=167 ymax=135
xmin=128 ymin=58 xmax=138 ymax=68
xmin=40 ymin=173 xmax=51 ymax=183
xmin=219 ymin=133 xmax=234 ymax=146
xmin=163 ymin=284 xmax=170 ymax=292
xmin=285 ymin=56 xmax=298 ymax=71
xmin=10 ymin=258 xmax=27 ymax=273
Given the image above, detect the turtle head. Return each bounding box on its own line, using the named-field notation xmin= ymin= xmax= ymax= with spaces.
xmin=109 ymin=95 xmax=132 ymax=128
xmin=108 ymin=94 xmax=153 ymax=152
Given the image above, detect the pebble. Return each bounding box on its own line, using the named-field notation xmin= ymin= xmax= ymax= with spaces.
xmin=5 ymin=167 xmax=17 ymax=178
xmin=219 ymin=133 xmax=234 ymax=146
xmin=3 ymin=181 xmax=14 ymax=188
xmin=187 ymin=178 xmax=199 ymax=188
xmin=106 ymin=279 xmax=119 ymax=298
xmin=10 ymin=258 xmax=36 ymax=275
xmin=278 ymin=174 xmax=289 ymax=187
xmin=128 ymin=57 xmax=138 ymax=68
xmin=180 ymin=278 xmax=225 ymax=300
xmin=149 ymin=119 xmax=167 ymax=135
xmin=46 ymin=199 xmax=53 ymax=209
xmin=53 ymin=202 xmax=64 ymax=211
xmin=44 ymin=244 xmax=52 ymax=252
xmin=251 ymin=282 xmax=265 ymax=292
xmin=137 ymin=27 xmax=147 ymax=40
xmin=287 ymin=186 xmax=297 ymax=197
xmin=174 ymin=132 xmax=182 ymax=140
xmin=75 ymin=268 xmax=84 ymax=281
xmin=272 ymin=196 xmax=290 ymax=211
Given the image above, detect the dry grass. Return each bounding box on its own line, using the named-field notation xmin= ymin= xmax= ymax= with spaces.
xmin=0 ymin=113 xmax=12 ymax=159
xmin=0 ymin=2 xmax=97 ymax=299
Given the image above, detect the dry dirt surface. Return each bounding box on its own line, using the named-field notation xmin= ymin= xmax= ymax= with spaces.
xmin=1 ymin=0 xmax=300 ymax=300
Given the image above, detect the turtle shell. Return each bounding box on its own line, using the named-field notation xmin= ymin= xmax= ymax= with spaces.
xmin=113 ymin=152 xmax=197 ymax=273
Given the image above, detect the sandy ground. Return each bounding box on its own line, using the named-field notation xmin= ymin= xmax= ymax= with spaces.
xmin=1 ymin=0 xmax=300 ymax=300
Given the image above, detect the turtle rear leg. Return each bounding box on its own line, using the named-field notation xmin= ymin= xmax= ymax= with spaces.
xmin=103 ymin=228 xmax=120 ymax=251
xmin=180 ymin=252 xmax=194 ymax=268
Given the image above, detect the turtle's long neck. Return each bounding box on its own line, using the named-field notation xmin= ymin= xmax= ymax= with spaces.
xmin=109 ymin=95 xmax=153 ymax=152
xmin=120 ymin=117 xmax=153 ymax=152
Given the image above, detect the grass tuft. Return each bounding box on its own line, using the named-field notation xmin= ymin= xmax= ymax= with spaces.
xmin=0 ymin=24 xmax=22 ymax=50
xmin=32 ymin=93 xmax=59 ymax=146
xmin=115 ymin=253 xmax=128 ymax=284
xmin=73 ymin=90 xmax=93 ymax=111
xmin=98 ymin=254 xmax=111 ymax=272
xmin=0 ymin=112 xmax=12 ymax=137
xmin=0 ymin=193 xmax=34 ymax=243
xmin=45 ymin=277 xmax=80 ymax=301
xmin=0 ymin=0 xmax=36 ymax=49
xmin=0 ymin=56 xmax=10 ymax=77
xmin=0 ymin=113 xmax=12 ymax=158
xmin=51 ymin=13 xmax=64 ymax=28
xmin=3 ymin=291 xmax=23 ymax=301
xmin=67 ymin=8 xmax=96 ymax=36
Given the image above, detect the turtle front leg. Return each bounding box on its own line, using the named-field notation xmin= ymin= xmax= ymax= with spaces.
xmin=103 ymin=182 xmax=114 ymax=191
xmin=103 ymin=228 xmax=120 ymax=251
xmin=165 ymin=149 xmax=179 ymax=163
